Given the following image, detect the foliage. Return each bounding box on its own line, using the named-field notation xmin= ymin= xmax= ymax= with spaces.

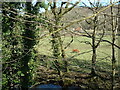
xmin=2 ymin=2 xmax=24 ymax=89
xmin=2 ymin=1 xmax=47 ymax=89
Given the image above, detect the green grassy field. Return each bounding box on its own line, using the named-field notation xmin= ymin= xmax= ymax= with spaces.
xmin=35 ymin=34 xmax=119 ymax=73
xmin=33 ymin=34 xmax=120 ymax=89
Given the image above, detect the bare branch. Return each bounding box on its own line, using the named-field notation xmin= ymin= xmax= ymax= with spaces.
xmin=62 ymin=1 xmax=80 ymax=16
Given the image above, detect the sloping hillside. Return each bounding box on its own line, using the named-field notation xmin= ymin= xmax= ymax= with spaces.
xmin=41 ymin=5 xmax=118 ymax=33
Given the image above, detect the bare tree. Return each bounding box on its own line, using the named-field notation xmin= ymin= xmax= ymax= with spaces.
xmin=110 ymin=0 xmax=116 ymax=89
xmin=44 ymin=1 xmax=80 ymax=75
xmin=82 ymin=0 xmax=106 ymax=75
xmin=118 ymin=1 xmax=120 ymax=77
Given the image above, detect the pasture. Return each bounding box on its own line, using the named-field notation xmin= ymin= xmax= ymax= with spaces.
xmin=35 ymin=32 xmax=119 ymax=74
xmin=32 ymin=32 xmax=120 ymax=89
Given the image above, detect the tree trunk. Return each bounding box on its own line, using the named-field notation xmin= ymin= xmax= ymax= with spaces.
xmin=49 ymin=25 xmax=62 ymax=75
xmin=20 ymin=2 xmax=36 ymax=89
xmin=118 ymin=1 xmax=120 ymax=77
xmin=110 ymin=0 xmax=116 ymax=89
xmin=91 ymin=46 xmax=96 ymax=75
xmin=91 ymin=15 xmax=97 ymax=75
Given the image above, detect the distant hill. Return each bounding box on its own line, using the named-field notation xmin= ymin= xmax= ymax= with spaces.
xmin=62 ymin=5 xmax=118 ymax=30
xmin=42 ymin=5 xmax=118 ymax=31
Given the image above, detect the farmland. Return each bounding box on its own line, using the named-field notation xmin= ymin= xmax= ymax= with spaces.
xmin=32 ymin=31 xmax=120 ymax=89
xmin=35 ymin=32 xmax=118 ymax=73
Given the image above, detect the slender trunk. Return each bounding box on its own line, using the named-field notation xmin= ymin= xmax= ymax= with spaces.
xmin=91 ymin=16 xmax=97 ymax=75
xmin=110 ymin=0 xmax=116 ymax=89
xmin=111 ymin=27 xmax=116 ymax=90
xmin=91 ymin=45 xmax=96 ymax=75
xmin=59 ymin=36 xmax=68 ymax=72
xmin=118 ymin=1 xmax=120 ymax=77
